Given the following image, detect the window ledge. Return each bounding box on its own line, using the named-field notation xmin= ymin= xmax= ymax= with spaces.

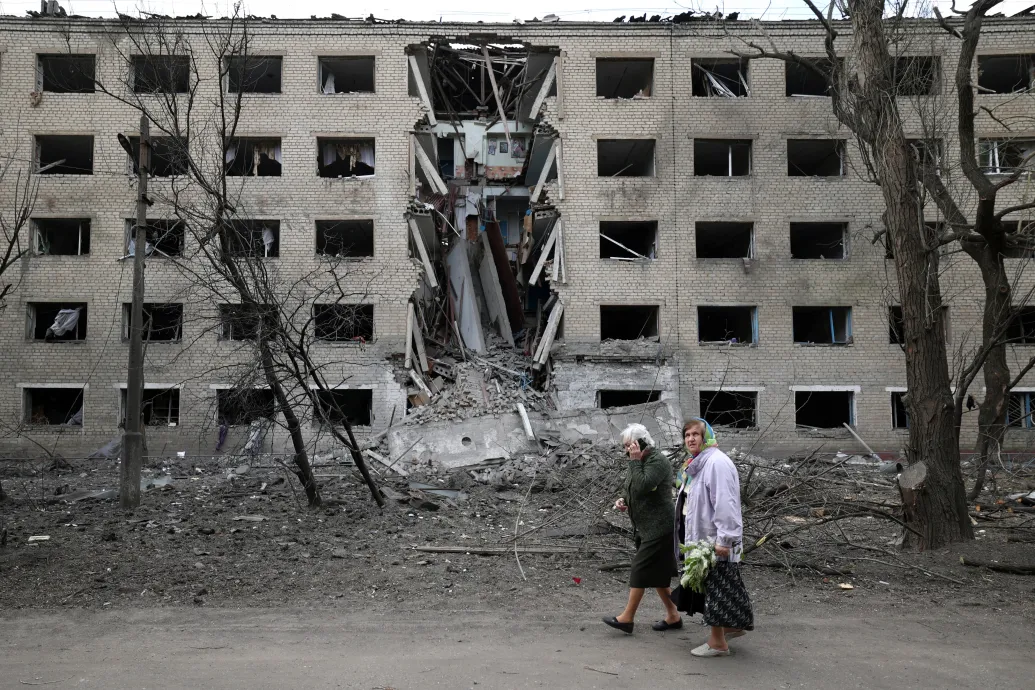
xmin=31 ymin=340 xmax=87 ymax=344
xmin=22 ymin=424 xmax=84 ymax=433
xmin=794 ymin=342 xmax=853 ymax=347
xmin=795 ymin=428 xmax=850 ymax=438
xmin=317 ymin=255 xmax=374 ymax=261
xmin=698 ymin=341 xmax=757 ymax=348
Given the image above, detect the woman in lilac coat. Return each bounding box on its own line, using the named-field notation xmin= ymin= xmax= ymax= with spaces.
xmin=674 ymin=418 xmax=754 ymax=657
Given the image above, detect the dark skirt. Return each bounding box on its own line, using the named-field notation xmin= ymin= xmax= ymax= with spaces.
xmin=629 ymin=532 xmax=677 ymax=589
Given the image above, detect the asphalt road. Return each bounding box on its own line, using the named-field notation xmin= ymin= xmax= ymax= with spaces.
xmin=2 ymin=605 xmax=1032 ymax=689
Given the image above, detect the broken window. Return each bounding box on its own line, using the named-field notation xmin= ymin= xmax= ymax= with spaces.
xmin=37 ymin=54 xmax=95 ymax=93
xmin=316 ymin=220 xmax=374 ymax=258
xmin=1001 ymin=220 xmax=1035 ymax=258
xmin=889 ymin=306 xmax=905 ymax=344
xmin=34 ymin=218 xmax=90 ymax=256
xmin=35 ymin=135 xmax=93 ymax=175
xmin=694 ymin=139 xmax=751 ymax=176
xmin=600 ymin=305 xmax=659 ymax=341
xmin=132 ymin=55 xmax=190 ymax=93
xmin=599 ymin=221 xmax=657 ymax=260
xmin=225 ymin=220 xmax=279 ymax=258
xmin=696 ymin=222 xmax=753 ymax=259
xmin=908 ymin=138 xmax=943 ymax=172
xmin=792 ymin=306 xmax=852 ymax=345
xmin=597 ymin=139 xmax=655 ymax=177
xmin=700 ymin=390 xmax=757 ymax=428
xmin=698 ymin=306 xmax=757 ymax=344
xmin=30 ymin=303 xmax=87 ymax=341
xmin=691 ymin=58 xmax=749 ymax=97
xmin=24 ymin=387 xmax=83 ymax=426
xmin=218 ymin=304 xmax=274 ymax=341
xmin=891 ymin=392 xmax=910 ymax=429
xmin=893 ymin=56 xmax=940 ymax=96
xmin=978 ymin=54 xmax=1035 ymax=94
xmin=124 ymin=219 xmax=185 ymax=257
xmin=318 ymin=138 xmax=375 ymax=178
xmin=120 ymin=387 xmax=180 ymax=426
xmin=438 ymin=137 xmax=457 ymax=179
xmin=217 ymin=388 xmax=276 ymax=426
xmin=313 ymin=304 xmax=374 ymax=342
xmin=597 ymin=390 xmax=661 ymax=409
xmin=790 ymin=222 xmax=847 ymax=259
xmin=319 ymin=56 xmax=375 ymax=93
xmin=788 ymin=139 xmax=844 ymax=177
xmin=123 ymin=303 xmax=183 ymax=342
xmin=128 ymin=136 xmax=188 ymax=177
xmin=226 ymin=56 xmax=282 ymax=93
xmin=795 ymin=390 xmax=853 ymax=428
xmin=1007 ymin=392 xmax=1035 ymax=428
xmin=979 ymin=139 xmax=1035 ymax=175
xmin=1007 ymin=306 xmax=1035 ymax=344
xmin=785 ymin=58 xmax=836 ymax=97
xmin=225 ymin=138 xmax=282 ymax=176
xmin=315 ymin=389 xmax=373 ymax=426
xmin=596 ymin=58 xmax=653 ymax=98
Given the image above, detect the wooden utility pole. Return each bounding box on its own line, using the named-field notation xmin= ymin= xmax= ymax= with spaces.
xmin=120 ymin=115 xmax=149 ymax=510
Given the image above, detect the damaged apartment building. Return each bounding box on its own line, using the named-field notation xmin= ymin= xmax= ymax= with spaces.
xmin=3 ymin=11 xmax=1035 ymax=458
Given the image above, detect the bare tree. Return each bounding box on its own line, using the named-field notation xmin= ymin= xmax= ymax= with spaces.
xmin=0 ymin=148 xmax=39 ymax=313
xmin=77 ymin=8 xmax=385 ymax=508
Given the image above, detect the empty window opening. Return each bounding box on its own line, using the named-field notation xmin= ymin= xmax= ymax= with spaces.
xmin=319 ymin=56 xmax=375 ymax=93
xmin=596 ymin=58 xmax=654 ymax=98
xmin=133 ymin=55 xmax=190 ymax=93
xmin=978 ymin=54 xmax=1035 ymax=94
xmin=226 ymin=56 xmax=282 ymax=93
xmin=318 ymin=138 xmax=375 ymax=177
xmin=315 ymin=389 xmax=373 ymax=426
xmin=218 ymin=304 xmax=269 ymax=341
xmin=316 ymin=220 xmax=374 ymax=257
xmin=36 ymin=135 xmax=93 ymax=175
xmin=908 ymin=138 xmax=943 ymax=171
xmin=24 ymin=388 xmax=83 ymax=426
xmin=795 ymin=391 xmax=853 ymax=428
xmin=30 ymin=302 xmax=87 ymax=341
xmin=788 ymin=139 xmax=844 ymax=176
xmin=125 ymin=219 xmax=185 ymax=257
xmin=1008 ymin=392 xmax=1035 ymax=429
xmin=121 ymin=388 xmax=180 ymax=426
xmin=889 ymin=306 xmax=905 ymax=344
xmin=792 ymin=306 xmax=852 ymax=345
xmin=600 ymin=305 xmax=659 ymax=341
xmin=34 ymin=218 xmax=90 ymax=256
xmin=38 ymin=54 xmax=95 ymax=93
xmin=696 ymin=222 xmax=753 ymax=259
xmin=226 ymin=220 xmax=279 ymax=257
xmin=1001 ymin=220 xmax=1035 ymax=258
xmin=225 ymin=138 xmax=281 ymax=176
xmin=313 ymin=304 xmax=374 ymax=342
xmin=790 ymin=222 xmax=846 ymax=259
xmin=599 ymin=221 xmax=657 ymax=260
xmin=893 ymin=56 xmax=939 ymax=96
xmin=698 ymin=306 xmax=757 ymax=344
xmin=979 ymin=139 xmax=1035 ymax=175
xmin=1007 ymin=306 xmax=1035 ymax=344
xmin=785 ymin=58 xmax=835 ymax=96
xmin=597 ymin=139 xmax=655 ymax=177
xmin=438 ymin=137 xmax=456 ymax=179
xmin=217 ymin=389 xmax=275 ymax=426
xmin=700 ymin=390 xmax=757 ymax=428
xmin=123 ymin=303 xmax=183 ymax=342
xmin=128 ymin=136 xmax=188 ymax=177
xmin=694 ymin=139 xmax=751 ymax=176
xmin=597 ymin=390 xmax=661 ymax=409
xmin=891 ymin=392 xmax=910 ymax=429
xmin=692 ymin=58 xmax=749 ymax=97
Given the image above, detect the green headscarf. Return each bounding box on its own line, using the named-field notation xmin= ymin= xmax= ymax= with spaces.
xmin=677 ymin=418 xmax=718 ymax=487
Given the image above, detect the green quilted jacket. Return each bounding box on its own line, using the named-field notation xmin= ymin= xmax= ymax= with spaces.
xmin=622 ymin=447 xmax=675 ymax=542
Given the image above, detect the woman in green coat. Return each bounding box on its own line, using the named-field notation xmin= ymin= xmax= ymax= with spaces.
xmin=602 ymin=423 xmax=680 ymax=634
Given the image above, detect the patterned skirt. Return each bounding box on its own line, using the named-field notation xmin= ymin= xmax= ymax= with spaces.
xmin=702 ymin=561 xmax=754 ymax=630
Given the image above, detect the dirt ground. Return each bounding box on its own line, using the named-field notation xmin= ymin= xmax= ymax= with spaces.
xmin=2 ymin=452 xmax=1035 ymax=627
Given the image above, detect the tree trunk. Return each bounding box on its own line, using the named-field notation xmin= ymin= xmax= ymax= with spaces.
xmin=852 ymin=0 xmax=973 ymax=548
xmin=259 ymin=338 xmax=321 ymax=507
xmin=965 ymin=242 xmax=1011 ymax=500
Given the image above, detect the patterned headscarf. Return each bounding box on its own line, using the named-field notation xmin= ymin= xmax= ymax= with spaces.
xmin=677 ymin=418 xmax=718 ymax=487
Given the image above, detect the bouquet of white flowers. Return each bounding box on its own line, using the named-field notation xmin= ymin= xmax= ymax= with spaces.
xmin=679 ymin=539 xmax=718 ymax=593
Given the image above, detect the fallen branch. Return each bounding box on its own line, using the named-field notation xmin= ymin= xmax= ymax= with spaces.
xmin=961 ymin=557 xmax=1035 ymax=575
xmin=413 ymin=545 xmax=583 ymax=556
xmin=745 ymin=559 xmax=850 ymax=577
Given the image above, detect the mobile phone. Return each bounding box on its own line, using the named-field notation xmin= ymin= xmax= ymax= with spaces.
xmin=637 ymin=439 xmax=648 ymax=451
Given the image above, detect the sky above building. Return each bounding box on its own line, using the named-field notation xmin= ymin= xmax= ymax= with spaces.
xmin=2 ymin=0 xmax=1033 ymax=23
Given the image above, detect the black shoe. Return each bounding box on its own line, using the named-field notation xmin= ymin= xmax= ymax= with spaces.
xmin=651 ymin=618 xmax=683 ymax=631
xmin=602 ymin=616 xmax=634 ymax=634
